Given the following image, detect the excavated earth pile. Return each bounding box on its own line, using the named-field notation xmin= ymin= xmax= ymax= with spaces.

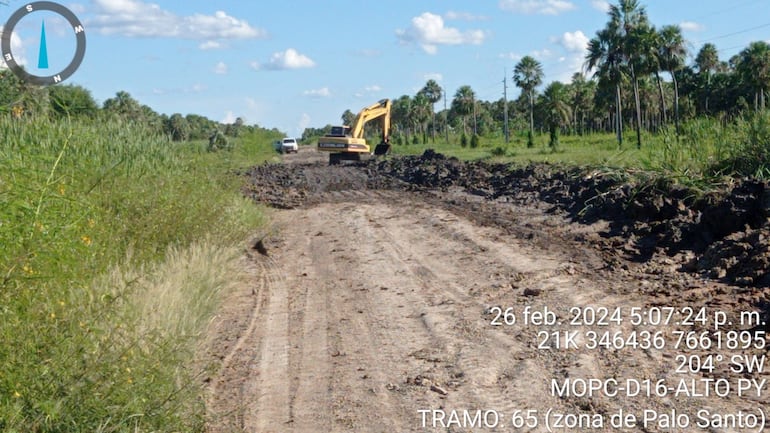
xmin=244 ymin=150 xmax=770 ymax=289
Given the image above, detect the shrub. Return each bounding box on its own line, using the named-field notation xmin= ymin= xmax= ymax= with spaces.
xmin=548 ymin=127 xmax=559 ymax=150
xmin=491 ymin=146 xmax=507 ymax=156
xmin=470 ymin=134 xmax=480 ymax=148
xmin=460 ymin=133 xmax=468 ymax=147
xmin=208 ymin=130 xmax=231 ymax=152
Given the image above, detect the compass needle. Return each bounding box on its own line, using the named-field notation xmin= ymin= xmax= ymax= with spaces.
xmin=38 ymin=19 xmax=49 ymax=69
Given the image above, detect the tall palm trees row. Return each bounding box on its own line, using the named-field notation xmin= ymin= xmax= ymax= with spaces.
xmin=584 ymin=0 xmax=689 ymax=148
xmin=343 ymin=1 xmax=770 ymax=147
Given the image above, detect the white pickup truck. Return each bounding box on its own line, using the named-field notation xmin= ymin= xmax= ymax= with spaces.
xmin=274 ymin=137 xmax=299 ymax=153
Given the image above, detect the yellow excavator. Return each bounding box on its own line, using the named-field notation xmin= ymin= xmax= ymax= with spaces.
xmin=317 ymin=99 xmax=391 ymax=165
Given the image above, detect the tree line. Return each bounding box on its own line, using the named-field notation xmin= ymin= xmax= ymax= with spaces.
xmin=0 ymin=69 xmax=255 ymax=144
xmin=323 ymin=0 xmax=769 ymax=150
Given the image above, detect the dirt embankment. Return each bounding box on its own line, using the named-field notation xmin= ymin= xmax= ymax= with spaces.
xmin=243 ymin=149 xmax=770 ymax=291
xmin=201 ymin=148 xmax=770 ymax=433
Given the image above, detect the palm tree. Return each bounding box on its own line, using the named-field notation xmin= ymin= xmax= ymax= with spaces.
xmin=341 ymin=109 xmax=355 ymax=126
xmin=640 ymin=26 xmax=668 ymax=126
xmin=514 ymin=56 xmax=544 ymax=147
xmin=658 ymin=25 xmax=687 ymax=136
xmin=540 ymin=82 xmax=572 ymax=149
xmin=695 ymin=43 xmax=720 ymax=73
xmin=411 ymin=92 xmax=432 ymax=143
xmin=569 ymin=73 xmax=596 ymax=135
xmin=103 ymin=90 xmax=141 ymax=120
xmin=695 ymin=43 xmax=720 ymax=113
xmin=735 ymin=41 xmax=770 ymax=111
xmin=165 ymin=113 xmax=190 ymax=142
xmin=610 ymin=0 xmax=651 ymax=149
xmin=392 ymin=95 xmax=412 ymax=142
xmin=586 ymin=28 xmax=625 ymax=147
xmin=452 ymin=85 xmax=476 ymax=136
xmin=420 ymin=79 xmax=443 ymax=142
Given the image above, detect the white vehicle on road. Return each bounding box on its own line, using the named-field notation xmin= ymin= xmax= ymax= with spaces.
xmin=275 ymin=137 xmax=299 ymax=153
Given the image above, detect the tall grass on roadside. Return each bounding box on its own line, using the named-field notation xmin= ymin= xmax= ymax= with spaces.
xmin=640 ymin=117 xmax=730 ymax=186
xmin=711 ymin=112 xmax=770 ymax=178
xmin=0 ymin=115 xmax=276 ymax=432
xmin=642 ymin=112 xmax=770 ymax=184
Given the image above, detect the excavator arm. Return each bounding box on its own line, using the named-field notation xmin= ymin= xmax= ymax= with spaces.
xmin=350 ymin=99 xmax=391 ymax=142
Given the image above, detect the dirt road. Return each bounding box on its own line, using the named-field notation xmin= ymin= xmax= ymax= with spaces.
xmin=205 ymin=147 xmax=769 ymax=432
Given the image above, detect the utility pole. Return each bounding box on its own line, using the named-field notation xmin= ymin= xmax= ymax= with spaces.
xmin=472 ymin=93 xmax=477 ymax=136
xmin=503 ymin=70 xmax=510 ymax=143
xmin=443 ymin=89 xmax=449 ymax=144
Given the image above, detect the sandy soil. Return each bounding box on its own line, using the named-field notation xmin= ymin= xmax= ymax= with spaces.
xmin=204 ymin=147 xmax=769 ymax=432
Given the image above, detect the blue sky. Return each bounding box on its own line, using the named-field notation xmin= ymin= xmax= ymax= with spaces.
xmin=2 ymin=0 xmax=769 ymax=135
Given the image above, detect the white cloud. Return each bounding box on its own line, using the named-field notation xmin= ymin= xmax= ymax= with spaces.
xmin=355 ymin=85 xmax=383 ymax=98
xmin=89 ymin=0 xmax=267 ymax=42
xmin=499 ymin=0 xmax=576 ymax=15
xmin=199 ymin=41 xmax=225 ymax=50
xmin=253 ymin=48 xmax=316 ymax=70
xmin=298 ymin=113 xmax=311 ymax=134
xmin=222 ymin=111 xmax=236 ymax=124
xmin=590 ymin=0 xmax=610 ymax=12
xmin=548 ymin=31 xmax=591 ymax=83
xmin=396 ymin=12 xmax=485 ymax=55
xmin=531 ymin=48 xmax=554 ymax=60
xmin=444 ymin=11 xmax=489 ymax=21
xmin=214 ymin=61 xmax=228 ymax=74
xmin=424 ymin=72 xmax=443 ymax=81
xmin=149 ymin=83 xmax=207 ymax=95
xmin=499 ymin=52 xmax=523 ymax=61
xmin=558 ymin=30 xmax=589 ymax=52
xmin=303 ymin=87 xmax=331 ymax=98
xmin=240 ymin=97 xmax=265 ymax=125
xmin=680 ymin=21 xmax=705 ymax=32
xmin=0 ymin=28 xmax=25 ymax=68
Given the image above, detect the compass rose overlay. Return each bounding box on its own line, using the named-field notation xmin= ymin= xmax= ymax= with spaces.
xmin=1 ymin=1 xmax=86 ymax=86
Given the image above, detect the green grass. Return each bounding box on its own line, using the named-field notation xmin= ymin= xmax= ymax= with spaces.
xmin=0 ymin=116 xmax=281 ymax=432
xmin=391 ymin=112 xmax=770 ymax=187
xmin=392 ymin=131 xmax=650 ymax=167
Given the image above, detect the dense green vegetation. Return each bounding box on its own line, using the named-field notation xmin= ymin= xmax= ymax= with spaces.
xmin=0 ymin=73 xmax=282 ymax=431
xmin=319 ymin=0 xmax=770 ymax=176
xmin=387 ymin=111 xmax=770 ymax=184
xmin=0 ymin=70 xmax=274 ymax=143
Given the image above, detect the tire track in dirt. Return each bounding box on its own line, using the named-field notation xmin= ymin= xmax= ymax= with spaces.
xmin=243 ymin=260 xmax=292 ymax=432
xmin=205 ymin=256 xmax=275 ymax=431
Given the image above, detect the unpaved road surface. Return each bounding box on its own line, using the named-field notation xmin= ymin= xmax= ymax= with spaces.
xmin=204 ymin=147 xmax=769 ymax=432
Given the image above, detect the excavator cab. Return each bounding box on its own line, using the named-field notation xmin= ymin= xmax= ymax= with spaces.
xmin=329 ymin=126 xmax=351 ymax=137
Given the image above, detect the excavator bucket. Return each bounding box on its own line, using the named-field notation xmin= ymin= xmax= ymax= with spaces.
xmin=373 ymin=142 xmax=391 ymax=156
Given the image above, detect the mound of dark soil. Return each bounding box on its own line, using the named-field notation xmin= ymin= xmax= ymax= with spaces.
xmin=243 ymin=150 xmax=770 ymax=288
